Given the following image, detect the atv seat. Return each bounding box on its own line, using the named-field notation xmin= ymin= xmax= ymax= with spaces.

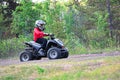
xmin=25 ymin=41 xmax=41 ymax=50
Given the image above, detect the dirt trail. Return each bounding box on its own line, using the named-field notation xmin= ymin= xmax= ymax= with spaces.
xmin=0 ymin=51 xmax=120 ymax=66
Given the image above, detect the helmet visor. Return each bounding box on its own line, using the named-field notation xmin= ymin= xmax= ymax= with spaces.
xmin=39 ymin=24 xmax=45 ymax=31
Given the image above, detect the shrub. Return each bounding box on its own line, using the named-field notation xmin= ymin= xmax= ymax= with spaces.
xmin=0 ymin=34 xmax=32 ymax=58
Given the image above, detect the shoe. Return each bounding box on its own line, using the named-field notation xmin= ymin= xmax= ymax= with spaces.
xmin=38 ymin=48 xmax=45 ymax=56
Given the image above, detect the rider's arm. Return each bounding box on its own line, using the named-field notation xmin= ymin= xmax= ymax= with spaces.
xmin=34 ymin=28 xmax=48 ymax=38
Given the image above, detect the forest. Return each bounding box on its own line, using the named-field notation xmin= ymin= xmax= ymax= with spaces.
xmin=0 ymin=0 xmax=120 ymax=58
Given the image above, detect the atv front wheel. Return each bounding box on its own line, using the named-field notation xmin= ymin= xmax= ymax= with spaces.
xmin=63 ymin=52 xmax=69 ymax=58
xmin=47 ymin=47 xmax=61 ymax=59
xmin=20 ymin=51 xmax=33 ymax=62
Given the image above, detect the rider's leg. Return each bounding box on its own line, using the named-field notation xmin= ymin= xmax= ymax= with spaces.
xmin=36 ymin=38 xmax=47 ymax=49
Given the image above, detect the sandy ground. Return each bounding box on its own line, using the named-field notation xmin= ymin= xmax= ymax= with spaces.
xmin=0 ymin=51 xmax=120 ymax=66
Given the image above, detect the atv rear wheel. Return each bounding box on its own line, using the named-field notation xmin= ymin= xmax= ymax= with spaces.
xmin=20 ymin=51 xmax=33 ymax=62
xmin=47 ymin=47 xmax=61 ymax=59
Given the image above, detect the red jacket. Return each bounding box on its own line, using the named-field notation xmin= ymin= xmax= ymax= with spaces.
xmin=33 ymin=27 xmax=47 ymax=41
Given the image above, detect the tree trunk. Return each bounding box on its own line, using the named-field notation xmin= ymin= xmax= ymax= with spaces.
xmin=106 ymin=0 xmax=113 ymax=38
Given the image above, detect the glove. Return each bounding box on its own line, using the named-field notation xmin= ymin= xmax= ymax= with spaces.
xmin=49 ymin=33 xmax=53 ymax=36
xmin=44 ymin=33 xmax=49 ymax=36
xmin=45 ymin=33 xmax=53 ymax=36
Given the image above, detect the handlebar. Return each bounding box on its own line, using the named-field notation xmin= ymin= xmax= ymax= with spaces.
xmin=49 ymin=34 xmax=55 ymax=39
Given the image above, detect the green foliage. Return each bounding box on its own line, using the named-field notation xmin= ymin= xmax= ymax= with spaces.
xmin=0 ymin=4 xmax=4 ymax=39
xmin=0 ymin=34 xmax=32 ymax=58
xmin=92 ymin=11 xmax=108 ymax=31
xmin=86 ymin=12 xmax=111 ymax=48
xmin=64 ymin=8 xmax=74 ymax=34
xmin=36 ymin=66 xmax=45 ymax=74
xmin=41 ymin=0 xmax=66 ymax=38
xmin=0 ymin=0 xmax=19 ymax=39
xmin=11 ymin=0 xmax=40 ymax=34
xmin=1 ymin=75 xmax=15 ymax=80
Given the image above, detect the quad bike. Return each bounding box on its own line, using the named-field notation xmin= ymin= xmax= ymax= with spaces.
xmin=19 ymin=34 xmax=69 ymax=62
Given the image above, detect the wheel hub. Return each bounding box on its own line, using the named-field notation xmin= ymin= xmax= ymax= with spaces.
xmin=22 ymin=54 xmax=29 ymax=61
xmin=50 ymin=50 xmax=58 ymax=59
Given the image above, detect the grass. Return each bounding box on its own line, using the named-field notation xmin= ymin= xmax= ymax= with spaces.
xmin=0 ymin=56 xmax=120 ymax=80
